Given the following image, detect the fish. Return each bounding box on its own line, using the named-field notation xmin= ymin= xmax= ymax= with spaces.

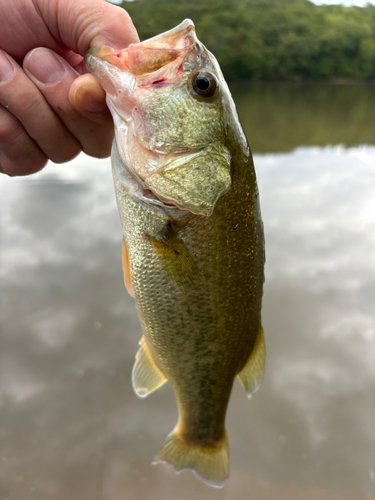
xmin=85 ymin=19 xmax=265 ymax=488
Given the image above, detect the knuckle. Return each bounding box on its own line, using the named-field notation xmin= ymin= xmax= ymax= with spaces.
xmin=87 ymin=147 xmax=111 ymax=159
xmin=82 ymin=130 xmax=112 ymax=159
xmin=119 ymin=7 xmax=132 ymax=24
xmin=116 ymin=8 xmax=139 ymax=43
xmin=0 ymin=119 xmax=23 ymax=146
xmin=0 ymin=108 xmax=48 ymax=176
xmin=1 ymin=154 xmax=48 ymax=177
xmin=83 ymin=144 xmax=110 ymax=159
xmin=50 ymin=142 xmax=81 ymax=164
xmin=22 ymin=94 xmax=48 ymax=123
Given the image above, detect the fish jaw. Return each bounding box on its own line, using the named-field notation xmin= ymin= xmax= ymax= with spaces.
xmin=85 ymin=19 xmax=195 ymax=76
xmin=85 ymin=20 xmax=231 ymax=216
xmin=84 ymin=19 xmax=197 ymax=120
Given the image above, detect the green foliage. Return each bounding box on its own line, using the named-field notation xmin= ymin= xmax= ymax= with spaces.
xmin=121 ymin=0 xmax=375 ymax=80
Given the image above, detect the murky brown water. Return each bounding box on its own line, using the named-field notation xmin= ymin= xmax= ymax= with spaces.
xmin=1 ymin=83 xmax=375 ymax=499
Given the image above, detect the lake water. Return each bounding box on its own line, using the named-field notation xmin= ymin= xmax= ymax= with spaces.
xmin=1 ymin=83 xmax=374 ymax=500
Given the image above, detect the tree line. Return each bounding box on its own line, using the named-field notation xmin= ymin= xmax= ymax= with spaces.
xmin=120 ymin=0 xmax=375 ymax=81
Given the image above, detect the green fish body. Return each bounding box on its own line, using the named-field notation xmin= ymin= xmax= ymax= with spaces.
xmin=86 ymin=19 xmax=265 ymax=487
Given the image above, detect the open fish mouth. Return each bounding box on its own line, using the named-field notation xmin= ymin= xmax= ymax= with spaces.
xmin=85 ymin=19 xmax=196 ymax=79
xmin=84 ymin=19 xmax=198 ymax=117
xmin=86 ymin=20 xmax=232 ymax=217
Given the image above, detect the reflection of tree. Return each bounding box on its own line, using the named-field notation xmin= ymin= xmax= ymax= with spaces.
xmin=123 ymin=0 xmax=375 ymax=81
xmin=230 ymin=82 xmax=375 ymax=152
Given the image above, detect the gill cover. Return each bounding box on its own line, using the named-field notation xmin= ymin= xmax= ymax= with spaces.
xmin=85 ymin=19 xmax=231 ymax=216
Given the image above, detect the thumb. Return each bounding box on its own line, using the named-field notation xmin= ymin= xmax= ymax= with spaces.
xmin=49 ymin=0 xmax=139 ymax=55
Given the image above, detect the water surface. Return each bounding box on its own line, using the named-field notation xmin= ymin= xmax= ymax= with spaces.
xmin=1 ymin=83 xmax=374 ymax=499
xmin=230 ymin=82 xmax=375 ymax=152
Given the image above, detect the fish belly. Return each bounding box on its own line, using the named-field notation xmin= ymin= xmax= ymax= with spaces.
xmin=112 ymin=153 xmax=264 ymax=486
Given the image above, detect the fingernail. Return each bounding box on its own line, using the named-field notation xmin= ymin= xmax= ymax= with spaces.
xmin=76 ymin=84 xmax=107 ymax=113
xmin=26 ymin=48 xmax=65 ymax=85
xmin=0 ymin=51 xmax=14 ymax=83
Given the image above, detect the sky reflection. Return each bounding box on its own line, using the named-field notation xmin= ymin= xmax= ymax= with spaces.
xmin=1 ymin=146 xmax=374 ymax=499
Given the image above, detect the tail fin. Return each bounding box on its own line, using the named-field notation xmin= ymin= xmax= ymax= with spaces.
xmin=153 ymin=428 xmax=228 ymax=488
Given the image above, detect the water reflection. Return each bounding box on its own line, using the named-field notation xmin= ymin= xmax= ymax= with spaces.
xmin=1 ymin=86 xmax=375 ymax=499
xmin=230 ymin=82 xmax=375 ymax=153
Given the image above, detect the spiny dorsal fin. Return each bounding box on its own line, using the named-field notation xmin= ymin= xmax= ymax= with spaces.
xmin=237 ymin=324 xmax=265 ymax=398
xmin=132 ymin=336 xmax=167 ymax=398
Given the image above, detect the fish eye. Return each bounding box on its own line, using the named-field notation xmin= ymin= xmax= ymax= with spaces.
xmin=190 ymin=71 xmax=218 ymax=98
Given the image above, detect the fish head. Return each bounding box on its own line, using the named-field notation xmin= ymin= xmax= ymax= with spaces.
xmin=86 ymin=19 xmax=232 ymax=216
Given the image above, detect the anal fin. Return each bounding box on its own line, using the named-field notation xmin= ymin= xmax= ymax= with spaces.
xmin=237 ymin=324 xmax=265 ymax=398
xmin=122 ymin=238 xmax=134 ymax=297
xmin=132 ymin=336 xmax=167 ymax=397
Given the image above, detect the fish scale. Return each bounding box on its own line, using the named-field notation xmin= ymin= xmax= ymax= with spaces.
xmin=86 ymin=19 xmax=265 ymax=487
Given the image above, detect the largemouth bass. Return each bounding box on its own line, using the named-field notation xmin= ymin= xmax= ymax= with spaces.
xmin=85 ymin=19 xmax=265 ymax=487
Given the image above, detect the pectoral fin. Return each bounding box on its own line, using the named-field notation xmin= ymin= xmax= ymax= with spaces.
xmin=122 ymin=238 xmax=134 ymax=297
xmin=132 ymin=336 xmax=168 ymax=397
xmin=148 ymin=229 xmax=201 ymax=289
xmin=237 ymin=325 xmax=265 ymax=398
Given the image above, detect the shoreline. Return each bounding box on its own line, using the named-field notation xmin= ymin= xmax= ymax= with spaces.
xmin=228 ymin=78 xmax=375 ymax=85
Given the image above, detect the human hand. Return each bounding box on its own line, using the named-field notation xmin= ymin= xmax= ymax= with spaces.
xmin=0 ymin=0 xmax=138 ymax=176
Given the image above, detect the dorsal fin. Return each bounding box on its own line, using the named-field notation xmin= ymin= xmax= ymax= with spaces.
xmin=132 ymin=336 xmax=168 ymax=397
xmin=237 ymin=324 xmax=265 ymax=398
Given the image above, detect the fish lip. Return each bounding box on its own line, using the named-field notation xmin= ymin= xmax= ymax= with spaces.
xmin=84 ymin=47 xmax=110 ymax=73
